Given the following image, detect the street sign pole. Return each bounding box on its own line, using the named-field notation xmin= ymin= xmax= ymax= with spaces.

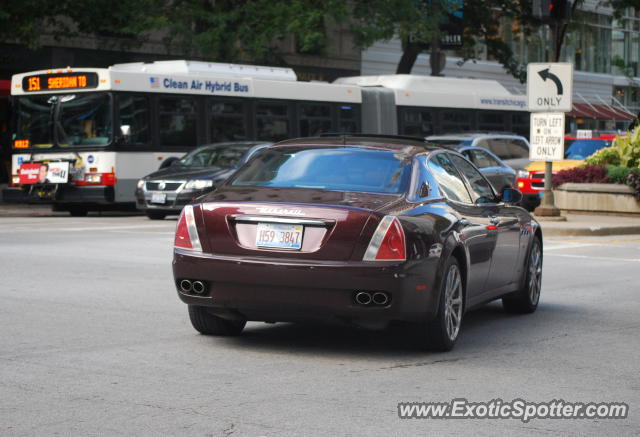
xmin=536 ymin=22 xmax=560 ymax=217
xmin=527 ymin=22 xmax=572 ymax=217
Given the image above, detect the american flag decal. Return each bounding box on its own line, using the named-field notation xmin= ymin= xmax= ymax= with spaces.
xmin=150 ymin=77 xmax=160 ymax=88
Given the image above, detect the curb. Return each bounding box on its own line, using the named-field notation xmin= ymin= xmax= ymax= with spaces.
xmin=541 ymin=226 xmax=640 ymax=237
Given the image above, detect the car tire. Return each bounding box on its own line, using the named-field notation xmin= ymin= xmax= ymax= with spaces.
xmin=145 ymin=211 xmax=167 ymax=220
xmin=502 ymin=237 xmax=542 ymax=314
xmin=68 ymin=207 xmax=88 ymax=217
xmin=422 ymin=257 xmax=464 ymax=352
xmin=188 ymin=305 xmax=246 ymax=336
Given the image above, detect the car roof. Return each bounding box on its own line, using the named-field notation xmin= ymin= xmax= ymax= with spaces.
xmin=272 ymin=135 xmax=442 ymax=157
xmin=426 ymin=132 xmax=526 ymax=140
xmin=194 ymin=141 xmax=270 ymax=151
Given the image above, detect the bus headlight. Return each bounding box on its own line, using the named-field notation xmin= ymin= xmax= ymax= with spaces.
xmin=12 ymin=176 xmax=20 ymax=184
xmin=137 ymin=179 xmax=145 ymax=189
xmin=185 ymin=180 xmax=213 ymax=190
xmin=516 ymin=169 xmax=529 ymax=178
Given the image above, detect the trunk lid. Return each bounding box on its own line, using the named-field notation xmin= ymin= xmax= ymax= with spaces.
xmin=197 ymin=187 xmax=403 ymax=260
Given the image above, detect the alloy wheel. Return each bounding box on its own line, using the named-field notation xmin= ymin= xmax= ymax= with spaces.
xmin=528 ymin=243 xmax=542 ymax=305
xmin=444 ymin=264 xmax=463 ymax=341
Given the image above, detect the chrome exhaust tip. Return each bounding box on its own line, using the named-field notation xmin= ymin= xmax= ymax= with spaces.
xmin=372 ymin=292 xmax=389 ymax=306
xmin=355 ymin=292 xmax=372 ymax=305
xmin=179 ymin=279 xmax=193 ymax=293
xmin=192 ymin=281 xmax=206 ymax=294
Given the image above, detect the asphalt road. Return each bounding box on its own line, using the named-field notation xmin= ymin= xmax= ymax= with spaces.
xmin=1 ymin=215 xmax=639 ymax=436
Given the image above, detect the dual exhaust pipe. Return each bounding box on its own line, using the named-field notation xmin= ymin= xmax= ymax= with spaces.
xmin=179 ymin=279 xmax=206 ymax=295
xmin=355 ymin=291 xmax=390 ymax=306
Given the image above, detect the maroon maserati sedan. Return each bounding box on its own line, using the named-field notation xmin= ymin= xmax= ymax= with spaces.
xmin=172 ymin=135 xmax=542 ymax=351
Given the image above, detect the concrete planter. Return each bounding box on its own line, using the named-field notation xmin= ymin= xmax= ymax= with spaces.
xmin=553 ymin=183 xmax=640 ymax=214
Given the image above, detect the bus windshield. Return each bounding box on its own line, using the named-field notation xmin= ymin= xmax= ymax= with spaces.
xmin=15 ymin=93 xmax=112 ymax=148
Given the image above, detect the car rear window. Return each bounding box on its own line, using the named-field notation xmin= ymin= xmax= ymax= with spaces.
xmin=230 ymin=146 xmax=412 ymax=194
xmin=564 ymin=139 xmax=611 ymax=160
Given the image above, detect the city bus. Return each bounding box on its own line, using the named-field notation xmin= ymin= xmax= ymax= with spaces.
xmin=4 ymin=60 xmax=527 ymax=215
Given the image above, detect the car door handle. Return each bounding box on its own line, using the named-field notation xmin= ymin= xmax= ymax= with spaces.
xmin=489 ymin=216 xmax=500 ymax=225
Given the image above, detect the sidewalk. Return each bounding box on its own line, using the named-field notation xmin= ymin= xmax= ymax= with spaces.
xmin=0 ymin=203 xmax=60 ymax=217
xmin=535 ymin=213 xmax=640 ymax=237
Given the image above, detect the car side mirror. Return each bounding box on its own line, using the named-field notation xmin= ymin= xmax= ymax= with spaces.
xmin=501 ymin=187 xmax=523 ymax=205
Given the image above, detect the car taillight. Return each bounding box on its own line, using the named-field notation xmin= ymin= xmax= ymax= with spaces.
xmin=174 ymin=205 xmax=202 ymax=251
xmin=363 ymin=216 xmax=406 ymax=261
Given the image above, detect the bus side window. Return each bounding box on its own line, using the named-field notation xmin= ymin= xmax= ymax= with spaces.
xmin=338 ymin=104 xmax=359 ymax=133
xmin=210 ymin=99 xmax=248 ymax=142
xmin=299 ymin=103 xmax=331 ymax=136
xmin=478 ymin=112 xmax=506 ymax=132
xmin=441 ymin=110 xmax=472 ymax=132
xmin=118 ymin=95 xmax=150 ymax=145
xmin=159 ymin=97 xmax=197 ymax=147
xmin=256 ymin=101 xmax=290 ymax=141
xmin=400 ymin=108 xmax=434 ymax=137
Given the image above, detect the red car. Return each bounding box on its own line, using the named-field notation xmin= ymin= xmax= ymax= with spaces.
xmin=173 ymin=136 xmax=543 ymax=351
xmin=517 ymin=133 xmax=617 ymax=210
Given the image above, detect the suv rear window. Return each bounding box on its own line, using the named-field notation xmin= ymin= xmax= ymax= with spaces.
xmin=230 ymin=146 xmax=412 ymax=194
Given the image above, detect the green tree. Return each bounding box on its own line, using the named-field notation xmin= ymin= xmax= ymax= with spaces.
xmin=0 ymin=0 xmax=167 ymax=49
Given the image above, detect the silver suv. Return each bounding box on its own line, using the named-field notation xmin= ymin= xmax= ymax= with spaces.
xmin=425 ymin=133 xmax=531 ymax=172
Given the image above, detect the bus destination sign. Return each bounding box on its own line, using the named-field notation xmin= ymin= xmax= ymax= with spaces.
xmin=22 ymin=73 xmax=99 ymax=92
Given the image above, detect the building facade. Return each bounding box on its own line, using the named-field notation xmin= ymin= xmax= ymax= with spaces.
xmin=361 ymin=3 xmax=639 ymax=132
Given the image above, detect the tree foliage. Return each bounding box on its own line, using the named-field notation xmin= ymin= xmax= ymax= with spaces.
xmin=0 ymin=1 xmax=167 ymax=49
xmin=0 ymin=0 xmax=635 ymax=80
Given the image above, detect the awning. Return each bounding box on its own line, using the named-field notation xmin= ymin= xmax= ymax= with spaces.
xmin=567 ymin=103 xmax=635 ymax=121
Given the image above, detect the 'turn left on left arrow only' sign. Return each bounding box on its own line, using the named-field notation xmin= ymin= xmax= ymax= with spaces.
xmin=527 ymin=62 xmax=573 ymax=113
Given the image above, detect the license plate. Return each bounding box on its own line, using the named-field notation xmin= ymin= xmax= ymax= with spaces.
xmin=151 ymin=192 xmax=167 ymax=204
xmin=256 ymin=223 xmax=303 ymax=250
xmin=538 ymin=191 xmax=544 ymax=198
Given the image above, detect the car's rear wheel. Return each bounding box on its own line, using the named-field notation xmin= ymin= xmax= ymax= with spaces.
xmin=503 ymin=237 xmax=542 ymax=314
xmin=422 ymin=257 xmax=464 ymax=352
xmin=188 ymin=305 xmax=246 ymax=336
xmin=145 ymin=211 xmax=167 ymax=220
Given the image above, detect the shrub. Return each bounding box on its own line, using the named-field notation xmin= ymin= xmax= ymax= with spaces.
xmin=586 ymin=146 xmax=621 ymax=166
xmin=605 ymin=165 xmax=640 ymax=184
xmin=613 ymin=128 xmax=640 ymax=168
xmin=552 ymin=164 xmax=609 ymax=188
xmin=626 ymin=171 xmax=640 ymax=201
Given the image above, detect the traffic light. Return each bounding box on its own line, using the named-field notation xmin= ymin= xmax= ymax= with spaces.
xmin=532 ymin=0 xmax=571 ymax=23
xmin=550 ymin=0 xmax=571 ymax=22
xmin=532 ymin=0 xmax=551 ymax=20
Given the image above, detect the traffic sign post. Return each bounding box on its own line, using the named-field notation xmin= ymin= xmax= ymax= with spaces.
xmin=527 ymin=62 xmax=573 ymax=217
